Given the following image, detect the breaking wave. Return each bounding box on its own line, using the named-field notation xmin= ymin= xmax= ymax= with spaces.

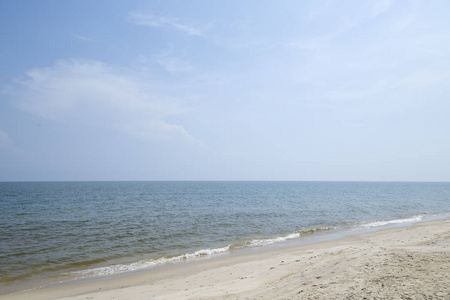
xmin=67 ymin=227 xmax=333 ymax=279
xmin=361 ymin=215 xmax=423 ymax=229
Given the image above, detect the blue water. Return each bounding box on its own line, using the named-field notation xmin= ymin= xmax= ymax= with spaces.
xmin=0 ymin=181 xmax=449 ymax=293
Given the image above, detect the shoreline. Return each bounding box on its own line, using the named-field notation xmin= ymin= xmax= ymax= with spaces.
xmin=2 ymin=217 xmax=449 ymax=299
xmin=0 ymin=214 xmax=438 ymax=295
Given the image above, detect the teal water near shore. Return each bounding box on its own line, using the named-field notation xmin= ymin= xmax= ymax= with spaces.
xmin=1 ymin=181 xmax=449 ymax=293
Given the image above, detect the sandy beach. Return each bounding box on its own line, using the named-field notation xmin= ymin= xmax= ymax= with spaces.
xmin=2 ymin=218 xmax=449 ymax=300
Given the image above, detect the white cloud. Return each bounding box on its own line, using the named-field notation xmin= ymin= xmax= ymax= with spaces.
xmin=123 ymin=119 xmax=207 ymax=148
xmin=151 ymin=48 xmax=194 ymax=74
xmin=4 ymin=60 xmax=201 ymax=144
xmin=155 ymin=56 xmax=193 ymax=73
xmin=129 ymin=13 xmax=204 ymax=36
xmin=73 ymin=33 xmax=94 ymax=42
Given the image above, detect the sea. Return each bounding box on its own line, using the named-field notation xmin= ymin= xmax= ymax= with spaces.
xmin=1 ymin=181 xmax=450 ymax=294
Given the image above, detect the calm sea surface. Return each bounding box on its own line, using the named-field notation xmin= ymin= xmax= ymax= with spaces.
xmin=1 ymin=181 xmax=449 ymax=293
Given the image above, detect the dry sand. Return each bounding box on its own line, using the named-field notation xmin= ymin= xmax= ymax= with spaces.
xmin=2 ymin=218 xmax=449 ymax=300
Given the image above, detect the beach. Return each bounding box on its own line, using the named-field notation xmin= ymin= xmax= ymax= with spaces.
xmin=2 ymin=217 xmax=449 ymax=300
xmin=2 ymin=1 xmax=450 ymax=298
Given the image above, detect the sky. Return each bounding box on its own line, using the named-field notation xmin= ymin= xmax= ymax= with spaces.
xmin=1 ymin=0 xmax=450 ymax=181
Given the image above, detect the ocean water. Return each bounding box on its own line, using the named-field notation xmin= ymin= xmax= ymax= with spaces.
xmin=1 ymin=181 xmax=449 ymax=294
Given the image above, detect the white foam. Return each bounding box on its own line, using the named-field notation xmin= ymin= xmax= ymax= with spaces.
xmin=362 ymin=215 xmax=423 ymax=229
xmin=69 ymin=245 xmax=231 ymax=278
xmin=68 ymin=228 xmax=332 ymax=279
xmin=249 ymin=232 xmax=301 ymax=247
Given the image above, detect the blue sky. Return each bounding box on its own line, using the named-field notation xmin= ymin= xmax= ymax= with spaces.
xmin=1 ymin=0 xmax=450 ymax=181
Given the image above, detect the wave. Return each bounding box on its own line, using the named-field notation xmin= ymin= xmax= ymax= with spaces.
xmin=360 ymin=215 xmax=423 ymax=229
xmin=67 ymin=227 xmax=333 ymax=280
xmin=68 ymin=245 xmax=231 ymax=278
xmin=233 ymin=227 xmax=334 ymax=248
xmin=63 ymin=214 xmax=440 ymax=281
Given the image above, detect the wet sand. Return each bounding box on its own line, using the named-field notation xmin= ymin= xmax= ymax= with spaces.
xmin=2 ymin=218 xmax=449 ymax=300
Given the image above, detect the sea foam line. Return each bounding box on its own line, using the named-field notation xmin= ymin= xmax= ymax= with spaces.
xmin=65 ymin=216 xmax=425 ymax=280
xmin=67 ymin=227 xmax=332 ymax=279
xmin=69 ymin=245 xmax=231 ymax=278
xmin=361 ymin=215 xmax=423 ymax=229
xmin=241 ymin=227 xmax=333 ymax=248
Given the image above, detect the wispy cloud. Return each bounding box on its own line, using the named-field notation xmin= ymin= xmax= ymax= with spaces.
xmin=3 ymin=60 xmax=203 ymax=145
xmin=129 ymin=12 xmax=204 ymax=36
xmin=150 ymin=47 xmax=194 ymax=74
xmin=72 ymin=33 xmax=94 ymax=42
xmin=154 ymin=55 xmax=194 ymax=73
